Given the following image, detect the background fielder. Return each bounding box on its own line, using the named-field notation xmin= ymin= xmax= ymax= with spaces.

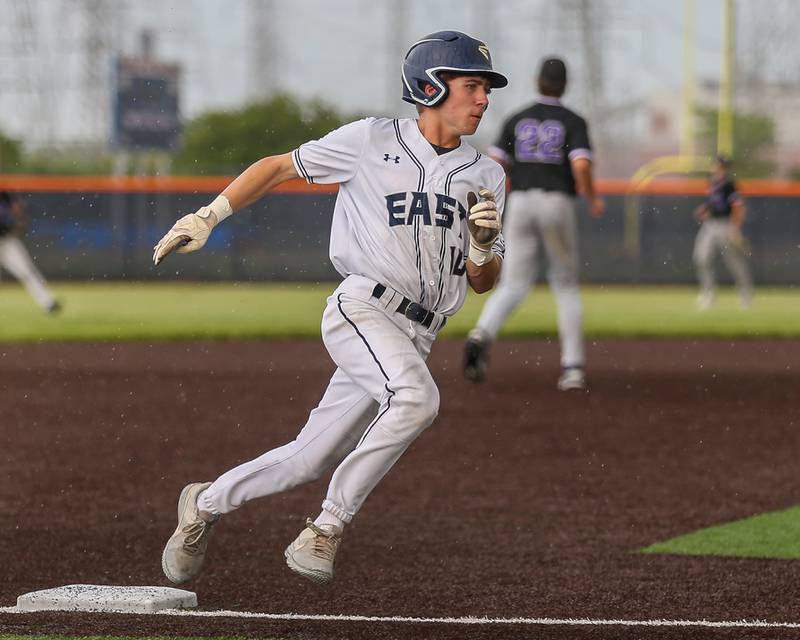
xmin=153 ymin=30 xmax=507 ymax=586
xmin=0 ymin=191 xmax=60 ymax=314
xmin=693 ymin=155 xmax=753 ymax=310
xmin=463 ymin=58 xmax=603 ymax=391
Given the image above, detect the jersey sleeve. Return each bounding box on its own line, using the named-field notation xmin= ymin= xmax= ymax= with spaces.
xmin=566 ymin=116 xmax=593 ymax=162
xmin=727 ymin=180 xmax=743 ymax=205
xmin=491 ymin=231 xmax=506 ymax=260
xmin=488 ymin=118 xmax=515 ymax=165
xmin=292 ymin=118 xmax=372 ymax=185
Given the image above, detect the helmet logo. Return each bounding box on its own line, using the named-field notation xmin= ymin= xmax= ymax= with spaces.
xmin=477 ymin=44 xmax=490 ymax=61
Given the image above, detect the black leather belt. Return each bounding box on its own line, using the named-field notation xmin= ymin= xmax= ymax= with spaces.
xmin=371 ymin=283 xmax=445 ymax=330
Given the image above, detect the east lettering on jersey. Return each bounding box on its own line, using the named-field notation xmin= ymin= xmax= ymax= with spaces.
xmin=385 ymin=191 xmax=466 ymax=229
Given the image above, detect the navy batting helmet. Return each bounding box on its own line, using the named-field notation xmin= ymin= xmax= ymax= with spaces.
xmin=401 ymin=31 xmax=508 ymax=107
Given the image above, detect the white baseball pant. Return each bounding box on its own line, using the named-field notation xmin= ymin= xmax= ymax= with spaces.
xmin=199 ymin=274 xmax=442 ymax=523
xmin=474 ymin=188 xmax=584 ymax=368
xmin=0 ymin=235 xmax=57 ymax=312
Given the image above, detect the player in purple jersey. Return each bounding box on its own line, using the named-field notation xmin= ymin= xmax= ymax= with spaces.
xmin=464 ymin=58 xmax=604 ymax=391
xmin=693 ymin=155 xmax=752 ymax=310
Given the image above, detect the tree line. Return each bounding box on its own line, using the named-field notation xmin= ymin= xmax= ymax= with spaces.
xmin=0 ymin=94 xmax=789 ymax=179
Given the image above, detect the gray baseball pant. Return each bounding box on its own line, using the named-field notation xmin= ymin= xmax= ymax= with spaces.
xmin=474 ymin=188 xmax=584 ymax=368
xmin=693 ymin=219 xmax=752 ymax=302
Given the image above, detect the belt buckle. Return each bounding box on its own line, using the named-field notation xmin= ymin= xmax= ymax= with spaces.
xmin=404 ymin=302 xmax=427 ymax=324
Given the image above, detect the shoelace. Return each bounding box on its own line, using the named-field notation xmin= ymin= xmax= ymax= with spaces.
xmin=305 ymin=520 xmax=340 ymax=561
xmin=182 ymin=518 xmax=214 ymax=556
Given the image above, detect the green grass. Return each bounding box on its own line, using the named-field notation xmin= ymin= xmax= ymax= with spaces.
xmin=640 ymin=506 xmax=800 ymax=560
xmin=452 ymin=284 xmax=799 ymax=338
xmin=0 ymin=282 xmax=797 ymax=342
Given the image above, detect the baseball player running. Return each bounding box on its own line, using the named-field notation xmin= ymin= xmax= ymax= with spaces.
xmin=463 ymin=57 xmax=603 ymax=391
xmin=0 ymin=191 xmax=60 ymax=314
xmin=153 ymin=31 xmax=507 ymax=585
xmin=693 ymin=155 xmax=752 ymax=310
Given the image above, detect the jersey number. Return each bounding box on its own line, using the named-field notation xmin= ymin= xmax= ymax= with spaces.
xmin=449 ymin=246 xmax=466 ymax=276
xmin=514 ymin=118 xmax=565 ymax=164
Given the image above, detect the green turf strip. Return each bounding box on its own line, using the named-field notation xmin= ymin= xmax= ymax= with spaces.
xmin=0 ymin=282 xmax=797 ymax=342
xmin=640 ymin=505 xmax=800 ymax=559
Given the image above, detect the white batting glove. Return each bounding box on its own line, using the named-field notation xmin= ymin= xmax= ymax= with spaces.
xmin=467 ymin=188 xmax=501 ymax=266
xmin=153 ymin=195 xmax=233 ymax=266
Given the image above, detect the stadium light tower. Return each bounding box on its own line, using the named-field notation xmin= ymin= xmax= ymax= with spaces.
xmin=679 ymin=0 xmax=696 ymax=159
xmin=717 ymin=0 xmax=735 ymax=158
xmin=8 ymin=0 xmax=53 ymax=146
xmin=385 ymin=2 xmax=407 ymax=114
xmin=248 ymin=0 xmax=280 ymax=101
xmin=576 ymin=0 xmax=605 ymax=124
xmin=81 ymin=0 xmax=118 ymax=146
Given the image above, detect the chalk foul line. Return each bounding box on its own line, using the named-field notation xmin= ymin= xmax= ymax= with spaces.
xmin=1 ymin=607 xmax=799 ymax=629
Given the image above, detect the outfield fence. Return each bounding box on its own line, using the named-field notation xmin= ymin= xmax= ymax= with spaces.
xmin=1 ymin=176 xmax=798 ymax=285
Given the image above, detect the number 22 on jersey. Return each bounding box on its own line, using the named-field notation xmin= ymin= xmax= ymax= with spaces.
xmin=514 ymin=118 xmax=566 ymax=164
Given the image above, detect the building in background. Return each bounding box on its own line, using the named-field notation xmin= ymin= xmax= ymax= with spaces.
xmin=599 ymin=81 xmax=800 ymax=178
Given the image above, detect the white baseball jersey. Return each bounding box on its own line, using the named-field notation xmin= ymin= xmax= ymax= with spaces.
xmin=292 ymin=117 xmax=506 ymax=317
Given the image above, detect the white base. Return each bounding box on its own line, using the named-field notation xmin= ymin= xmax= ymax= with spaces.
xmin=16 ymin=584 xmax=197 ymax=614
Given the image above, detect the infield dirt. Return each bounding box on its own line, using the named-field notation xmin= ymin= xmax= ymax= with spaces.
xmin=1 ymin=338 xmax=799 ymax=639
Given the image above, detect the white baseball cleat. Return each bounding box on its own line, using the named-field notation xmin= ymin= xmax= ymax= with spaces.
xmin=739 ymin=292 xmax=753 ymax=310
xmin=285 ymin=519 xmax=343 ymax=585
xmin=162 ymin=482 xmax=219 ymax=584
xmin=695 ymin=291 xmax=715 ymax=311
xmin=557 ymin=367 xmax=587 ymax=391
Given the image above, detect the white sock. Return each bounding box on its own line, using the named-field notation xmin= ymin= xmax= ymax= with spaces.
xmin=314 ymin=510 xmax=345 ymax=530
xmin=195 ymin=489 xmax=219 ymax=516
